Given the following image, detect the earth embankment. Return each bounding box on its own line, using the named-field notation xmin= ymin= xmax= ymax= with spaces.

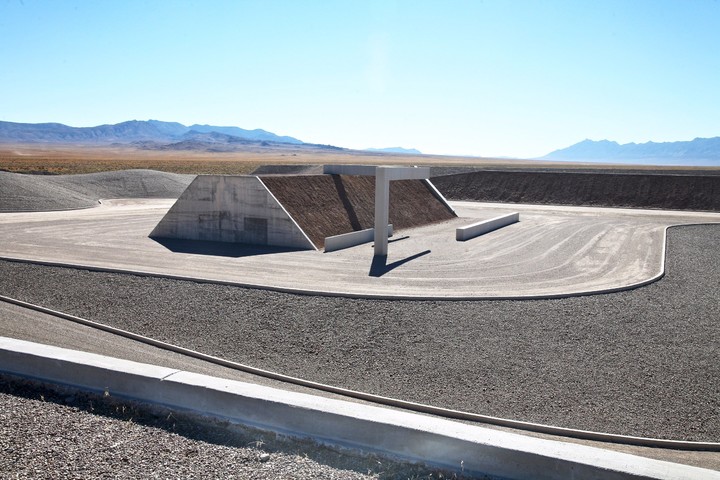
xmin=4 ymin=166 xmax=720 ymax=214
xmin=432 ymin=170 xmax=720 ymax=211
xmin=260 ymin=174 xmax=456 ymax=248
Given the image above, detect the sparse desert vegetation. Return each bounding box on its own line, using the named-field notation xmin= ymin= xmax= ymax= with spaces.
xmin=0 ymin=144 xmax=451 ymax=175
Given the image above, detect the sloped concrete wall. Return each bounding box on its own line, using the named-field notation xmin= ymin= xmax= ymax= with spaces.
xmin=150 ymin=175 xmax=315 ymax=250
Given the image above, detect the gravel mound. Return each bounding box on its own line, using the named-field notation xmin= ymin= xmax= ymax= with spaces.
xmin=432 ymin=170 xmax=720 ymax=211
xmin=0 ymin=375 xmax=462 ymax=479
xmin=0 ymin=171 xmax=97 ymax=211
xmin=54 ymin=169 xmax=195 ymax=200
xmin=1 ymin=225 xmax=718 ymax=442
xmin=0 ymin=169 xmax=194 ymax=212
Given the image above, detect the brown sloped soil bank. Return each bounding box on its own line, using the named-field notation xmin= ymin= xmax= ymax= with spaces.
xmin=261 ymin=174 xmax=455 ymax=248
xmin=432 ymin=170 xmax=720 ymax=211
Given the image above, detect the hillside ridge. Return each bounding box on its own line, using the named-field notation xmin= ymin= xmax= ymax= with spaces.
xmin=544 ymin=137 xmax=720 ymax=164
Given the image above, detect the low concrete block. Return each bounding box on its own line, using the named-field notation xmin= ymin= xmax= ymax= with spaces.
xmin=456 ymin=212 xmax=519 ymax=241
xmin=324 ymin=225 xmax=393 ymax=253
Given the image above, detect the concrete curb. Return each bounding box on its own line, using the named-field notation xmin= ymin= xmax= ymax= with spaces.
xmin=0 ymin=252 xmax=669 ymax=301
xmin=2 ymin=336 xmax=717 ymax=480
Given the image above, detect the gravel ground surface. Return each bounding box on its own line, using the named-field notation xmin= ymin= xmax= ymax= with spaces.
xmin=0 ymin=375 xmax=471 ymax=480
xmin=1 ymin=225 xmax=718 ymax=442
xmin=0 ymin=169 xmax=193 ymax=212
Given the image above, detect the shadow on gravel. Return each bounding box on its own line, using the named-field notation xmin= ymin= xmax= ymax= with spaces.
xmin=369 ymin=250 xmax=431 ymax=277
xmin=151 ymin=237 xmax=304 ymax=258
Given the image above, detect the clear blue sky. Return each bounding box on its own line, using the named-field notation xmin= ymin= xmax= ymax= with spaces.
xmin=2 ymin=0 xmax=719 ymax=158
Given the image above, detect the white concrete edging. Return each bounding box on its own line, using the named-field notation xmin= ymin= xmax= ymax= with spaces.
xmin=324 ymin=225 xmax=393 ymax=253
xmin=1 ymin=337 xmax=717 ymax=480
xmin=423 ymin=179 xmax=456 ymax=215
xmin=456 ymin=212 xmax=520 ymax=241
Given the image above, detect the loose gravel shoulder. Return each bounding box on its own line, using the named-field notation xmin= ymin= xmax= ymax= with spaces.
xmin=0 ymin=169 xmax=193 ymax=212
xmin=1 ymin=225 xmax=719 ymax=442
xmin=0 ymin=375 xmax=465 ymax=480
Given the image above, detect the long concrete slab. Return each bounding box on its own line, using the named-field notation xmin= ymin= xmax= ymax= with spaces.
xmin=456 ymin=212 xmax=520 ymax=241
xmin=0 ymin=199 xmax=719 ymax=298
xmin=324 ymin=224 xmax=394 ymax=252
xmin=2 ymin=336 xmax=717 ymax=480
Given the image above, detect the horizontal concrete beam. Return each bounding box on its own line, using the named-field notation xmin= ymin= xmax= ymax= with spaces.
xmin=456 ymin=212 xmax=520 ymax=241
xmin=1 ymin=337 xmax=716 ymax=480
xmin=378 ymin=165 xmax=430 ymax=181
xmin=323 ymin=165 xmax=377 ymax=176
xmin=324 ymin=225 xmax=393 ymax=253
xmin=322 ymin=165 xmax=431 ymax=181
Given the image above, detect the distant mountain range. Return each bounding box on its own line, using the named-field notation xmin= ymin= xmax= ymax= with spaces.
xmin=365 ymin=147 xmax=422 ymax=155
xmin=0 ymin=120 xmax=303 ymax=145
xmin=5 ymin=120 xmax=717 ymax=166
xmin=543 ymin=137 xmax=720 ymax=165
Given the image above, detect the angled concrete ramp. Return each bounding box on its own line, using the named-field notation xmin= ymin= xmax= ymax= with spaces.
xmin=150 ymin=175 xmax=315 ymax=250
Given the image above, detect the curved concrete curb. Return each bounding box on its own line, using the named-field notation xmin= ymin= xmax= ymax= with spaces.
xmin=0 ymin=217 xmax=674 ymax=301
xmin=0 ymin=252 xmax=668 ymax=300
xmin=2 ymin=336 xmax=718 ymax=480
xmin=2 ymin=294 xmax=718 ymax=450
xmin=9 ymin=212 xmax=716 ymax=301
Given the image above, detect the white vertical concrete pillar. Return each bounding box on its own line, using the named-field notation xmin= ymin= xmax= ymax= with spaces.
xmin=374 ymin=167 xmax=390 ymax=256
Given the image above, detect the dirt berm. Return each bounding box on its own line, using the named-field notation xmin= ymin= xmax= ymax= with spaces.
xmin=432 ymin=170 xmax=720 ymax=211
xmin=261 ymin=174 xmax=456 ymax=248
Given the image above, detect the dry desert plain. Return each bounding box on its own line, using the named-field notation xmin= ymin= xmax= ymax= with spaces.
xmin=5 ymin=142 xmax=720 ymax=175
